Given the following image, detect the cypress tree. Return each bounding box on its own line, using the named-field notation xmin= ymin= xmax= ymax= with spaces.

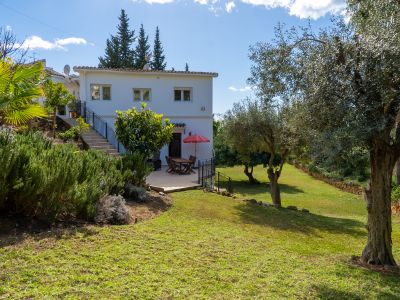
xmin=134 ymin=24 xmax=151 ymax=70
xmin=151 ymin=27 xmax=166 ymax=70
xmin=185 ymin=63 xmax=189 ymax=72
xmin=99 ymin=9 xmax=135 ymax=68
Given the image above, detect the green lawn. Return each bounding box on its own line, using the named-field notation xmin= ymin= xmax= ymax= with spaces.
xmin=1 ymin=164 xmax=399 ymax=299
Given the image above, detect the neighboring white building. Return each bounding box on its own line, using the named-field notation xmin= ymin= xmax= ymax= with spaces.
xmin=73 ymin=66 xmax=218 ymax=164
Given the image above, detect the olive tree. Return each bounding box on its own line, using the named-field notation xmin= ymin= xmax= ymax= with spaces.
xmin=225 ymin=99 xmax=291 ymax=207
xmin=249 ymin=0 xmax=400 ymax=266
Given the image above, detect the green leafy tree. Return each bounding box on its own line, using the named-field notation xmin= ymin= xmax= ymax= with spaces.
xmin=43 ymin=80 xmax=74 ymax=137
xmin=98 ymin=9 xmax=135 ymax=68
xmin=249 ymin=0 xmax=400 ymax=266
xmin=0 ymin=59 xmax=47 ymax=126
xmin=115 ymin=102 xmax=173 ymax=157
xmin=213 ymin=119 xmax=240 ymax=167
xmin=151 ymin=27 xmax=166 ymax=70
xmin=134 ymin=24 xmax=151 ymax=70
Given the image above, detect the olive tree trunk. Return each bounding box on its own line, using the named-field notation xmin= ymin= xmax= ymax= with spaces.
xmin=244 ymin=164 xmax=259 ymax=184
xmin=267 ymin=167 xmax=282 ymax=208
xmin=361 ymin=145 xmax=397 ymax=266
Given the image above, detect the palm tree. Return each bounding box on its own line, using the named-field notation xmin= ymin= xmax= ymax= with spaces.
xmin=0 ymin=59 xmax=47 ymax=126
xmin=43 ymin=80 xmax=74 ymax=137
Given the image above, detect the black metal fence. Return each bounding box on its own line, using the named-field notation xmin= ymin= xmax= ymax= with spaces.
xmin=216 ymin=171 xmax=234 ymax=194
xmin=198 ymin=158 xmax=215 ymax=188
xmin=198 ymin=158 xmax=234 ymax=193
xmin=76 ymin=101 xmax=126 ymax=154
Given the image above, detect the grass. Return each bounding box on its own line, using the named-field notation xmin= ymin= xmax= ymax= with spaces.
xmin=1 ymin=164 xmax=399 ymax=299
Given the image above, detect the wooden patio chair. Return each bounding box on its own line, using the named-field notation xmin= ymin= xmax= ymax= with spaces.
xmin=166 ymin=156 xmax=177 ymax=173
xmin=183 ymin=155 xmax=197 ymax=174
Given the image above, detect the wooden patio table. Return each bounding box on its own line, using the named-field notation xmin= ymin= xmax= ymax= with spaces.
xmin=170 ymin=158 xmax=192 ymax=175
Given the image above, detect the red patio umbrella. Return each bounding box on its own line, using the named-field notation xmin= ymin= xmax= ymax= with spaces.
xmin=183 ymin=133 xmax=210 ymax=157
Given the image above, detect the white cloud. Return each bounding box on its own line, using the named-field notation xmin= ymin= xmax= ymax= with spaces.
xmin=229 ymin=85 xmax=252 ymax=92
xmin=288 ymin=0 xmax=346 ymax=19
xmin=20 ymin=35 xmax=88 ymax=51
xmin=225 ymin=1 xmax=235 ymax=12
xmin=130 ymin=0 xmax=346 ymax=19
xmin=241 ymin=0 xmax=291 ymax=9
xmin=241 ymin=0 xmax=345 ymax=19
xmin=55 ymin=37 xmax=87 ymax=46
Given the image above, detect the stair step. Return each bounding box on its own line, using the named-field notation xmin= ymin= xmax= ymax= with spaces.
xmin=84 ymin=139 xmax=109 ymax=143
xmin=90 ymin=145 xmax=115 ymax=149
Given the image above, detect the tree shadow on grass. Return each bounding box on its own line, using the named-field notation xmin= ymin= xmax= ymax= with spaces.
xmin=312 ymin=269 xmax=400 ymax=299
xmin=222 ymin=179 xmax=304 ymax=196
xmin=235 ymin=202 xmax=365 ymax=237
xmin=312 ymin=285 xmax=364 ymax=300
xmin=0 ymin=216 xmax=98 ymax=248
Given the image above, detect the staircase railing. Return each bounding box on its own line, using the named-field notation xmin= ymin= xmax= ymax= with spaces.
xmin=76 ymin=101 xmax=126 ymax=154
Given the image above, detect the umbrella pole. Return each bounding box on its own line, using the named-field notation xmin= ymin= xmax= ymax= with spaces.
xmin=195 ymin=143 xmax=197 ymax=157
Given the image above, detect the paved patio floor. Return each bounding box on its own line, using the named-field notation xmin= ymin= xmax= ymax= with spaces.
xmin=147 ymin=167 xmax=201 ymax=193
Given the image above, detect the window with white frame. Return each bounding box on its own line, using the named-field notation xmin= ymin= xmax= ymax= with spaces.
xmin=133 ymin=88 xmax=151 ymax=101
xmin=91 ymin=84 xmax=111 ymax=100
xmin=174 ymin=88 xmax=192 ymax=102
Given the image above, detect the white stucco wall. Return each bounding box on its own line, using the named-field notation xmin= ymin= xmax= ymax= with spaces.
xmin=78 ymin=70 xmax=216 ymax=164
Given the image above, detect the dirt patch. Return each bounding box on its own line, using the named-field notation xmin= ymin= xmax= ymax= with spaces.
xmin=0 ymin=191 xmax=172 ymax=247
xmin=126 ymin=191 xmax=172 ymax=223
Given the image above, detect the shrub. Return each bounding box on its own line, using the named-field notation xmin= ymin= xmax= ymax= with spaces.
xmin=95 ymin=195 xmax=131 ymax=225
xmin=115 ymin=102 xmax=173 ymax=157
xmin=0 ymin=129 xmax=124 ymax=222
xmin=122 ymin=152 xmax=153 ymax=187
xmin=58 ymin=127 xmax=79 ymax=141
xmin=58 ymin=117 xmax=89 ymax=142
xmin=124 ymin=183 xmax=148 ymax=203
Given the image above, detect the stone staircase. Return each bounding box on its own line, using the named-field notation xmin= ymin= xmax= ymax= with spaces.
xmin=59 ymin=117 xmax=119 ymax=156
xmin=81 ymin=130 xmax=120 ymax=156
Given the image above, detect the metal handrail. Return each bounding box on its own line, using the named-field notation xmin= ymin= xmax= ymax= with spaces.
xmin=76 ymin=101 xmax=126 ymax=154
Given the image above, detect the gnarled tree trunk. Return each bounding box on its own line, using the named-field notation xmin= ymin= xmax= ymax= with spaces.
xmin=244 ymin=164 xmax=259 ymax=184
xmin=361 ymin=145 xmax=397 ymax=266
xmin=267 ymin=167 xmax=281 ymax=208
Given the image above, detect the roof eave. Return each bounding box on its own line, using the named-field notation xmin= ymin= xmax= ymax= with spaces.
xmin=73 ymin=67 xmax=218 ymax=78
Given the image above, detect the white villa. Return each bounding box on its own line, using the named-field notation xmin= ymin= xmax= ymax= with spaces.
xmin=71 ymin=66 xmax=218 ymax=164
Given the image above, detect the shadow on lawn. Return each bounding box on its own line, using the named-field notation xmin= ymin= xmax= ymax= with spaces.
xmin=312 ymin=275 xmax=400 ymax=299
xmin=235 ymin=202 xmax=365 ymax=237
xmin=311 ymin=285 xmax=400 ymax=300
xmin=0 ymin=216 xmax=98 ymax=248
xmin=222 ymin=179 xmax=304 ymax=196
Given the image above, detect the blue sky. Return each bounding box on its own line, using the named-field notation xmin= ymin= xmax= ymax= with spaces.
xmin=0 ymin=0 xmax=345 ymax=114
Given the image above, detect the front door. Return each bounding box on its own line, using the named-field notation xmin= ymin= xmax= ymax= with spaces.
xmin=169 ymin=133 xmax=182 ymax=158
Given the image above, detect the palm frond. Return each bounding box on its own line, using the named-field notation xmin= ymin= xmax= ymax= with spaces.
xmin=3 ymin=104 xmax=47 ymax=126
